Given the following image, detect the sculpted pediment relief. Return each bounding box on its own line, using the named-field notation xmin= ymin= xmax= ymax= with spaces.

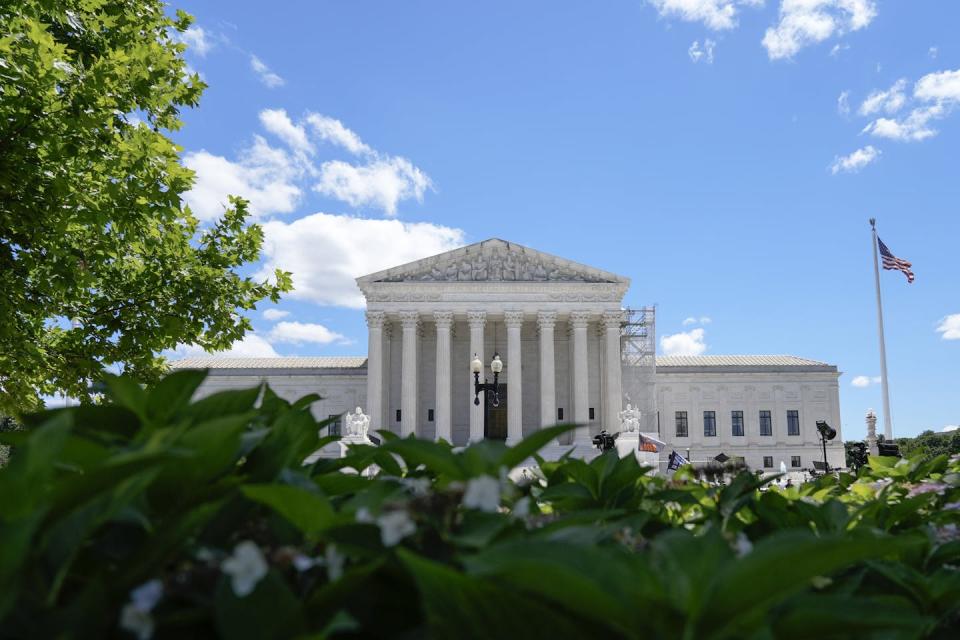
xmin=361 ymin=238 xmax=623 ymax=284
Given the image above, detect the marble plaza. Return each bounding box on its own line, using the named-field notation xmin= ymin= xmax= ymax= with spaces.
xmin=173 ymin=238 xmax=846 ymax=471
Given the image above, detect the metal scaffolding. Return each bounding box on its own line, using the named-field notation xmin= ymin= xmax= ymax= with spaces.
xmin=621 ymin=306 xmax=657 ymax=434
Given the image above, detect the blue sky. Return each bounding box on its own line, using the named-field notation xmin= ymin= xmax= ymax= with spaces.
xmin=169 ymin=1 xmax=959 ymax=439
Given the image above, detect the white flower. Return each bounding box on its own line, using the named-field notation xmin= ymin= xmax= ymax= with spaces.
xmin=377 ymin=510 xmax=416 ymax=546
xmin=130 ymin=580 xmax=163 ymax=612
xmin=733 ymin=533 xmax=753 ymax=557
xmin=119 ymin=603 xmax=154 ymax=640
xmin=221 ymin=541 xmax=269 ymax=597
xmin=325 ymin=544 xmax=345 ymax=581
xmin=355 ymin=507 xmax=375 ymax=524
xmin=401 ymin=477 xmax=431 ymax=496
xmin=512 ymin=496 xmax=531 ymax=519
xmin=944 ymin=501 xmax=960 ymax=511
xmin=118 ymin=580 xmax=163 ymax=640
xmin=463 ymin=475 xmax=501 ymax=513
xmin=292 ymin=554 xmax=317 ymax=572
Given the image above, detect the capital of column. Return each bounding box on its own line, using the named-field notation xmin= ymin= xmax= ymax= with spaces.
xmin=569 ymin=311 xmax=592 ymax=329
xmin=399 ymin=311 xmax=420 ymax=329
xmin=433 ymin=310 xmax=454 ymax=330
xmin=504 ymin=310 xmax=524 ymax=329
xmin=536 ymin=311 xmax=557 ymax=329
xmin=602 ymin=310 xmax=624 ymax=330
xmin=365 ymin=310 xmax=386 ymax=329
xmin=467 ymin=310 xmax=487 ymax=329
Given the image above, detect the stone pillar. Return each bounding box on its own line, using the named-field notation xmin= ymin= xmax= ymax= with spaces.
xmin=399 ymin=311 xmax=419 ymax=438
xmin=866 ymin=408 xmax=879 ymax=456
xmin=570 ymin=311 xmax=592 ymax=446
xmin=467 ymin=311 xmax=486 ymax=442
xmin=504 ymin=311 xmax=524 ymax=445
xmin=365 ymin=311 xmax=385 ymax=431
xmin=537 ymin=311 xmax=557 ymax=429
xmin=434 ymin=311 xmax=453 ymax=443
xmin=602 ymin=310 xmax=623 ymax=432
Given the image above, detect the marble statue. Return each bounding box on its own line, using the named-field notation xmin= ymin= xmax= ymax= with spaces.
xmin=618 ymin=404 xmax=641 ymax=433
xmin=344 ymin=407 xmax=370 ymax=439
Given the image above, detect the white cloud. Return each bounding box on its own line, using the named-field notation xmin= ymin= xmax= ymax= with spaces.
xmin=862 ymin=104 xmax=943 ymax=142
xmin=829 ymin=42 xmax=850 ymax=57
xmin=929 ymin=46 xmax=938 ymax=60
xmin=661 ymin=328 xmax=707 ymax=356
xmin=266 ymin=321 xmax=347 ymax=345
xmin=649 ymin=0 xmax=762 ymax=31
xmin=837 ymin=90 xmax=850 ymax=115
xmin=682 ymin=316 xmax=712 ymax=325
xmin=172 ymin=333 xmax=280 ymax=359
xmin=315 ymin=158 xmax=432 ymax=216
xmin=305 ymin=114 xmax=373 ymax=156
xmin=250 ymin=55 xmax=285 ymax=88
xmin=259 ymin=109 xmax=311 ymax=155
xmin=936 ymin=314 xmax=960 ymax=340
xmin=262 ymin=309 xmax=290 ymax=321
xmin=830 ymin=145 xmax=880 ymax=174
xmin=183 ymin=109 xmax=433 ymax=218
xmin=859 ymin=79 xmax=908 ymax=116
xmin=851 ymin=375 xmax=881 ymax=388
xmin=943 ymin=425 xmax=959 ymax=433
xmin=688 ymin=39 xmax=717 ymax=64
xmin=861 ymin=68 xmax=960 ymax=142
xmin=257 ymin=212 xmax=465 ymax=308
xmin=762 ymin=0 xmax=878 ymax=60
xmin=183 ymin=136 xmax=303 ymax=220
xmin=176 ymin=26 xmax=213 ymax=56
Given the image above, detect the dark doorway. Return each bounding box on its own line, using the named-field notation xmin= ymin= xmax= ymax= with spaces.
xmin=483 ymin=383 xmax=507 ymax=440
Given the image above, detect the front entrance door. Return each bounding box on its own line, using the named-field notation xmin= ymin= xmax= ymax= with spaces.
xmin=483 ymin=384 xmax=507 ymax=440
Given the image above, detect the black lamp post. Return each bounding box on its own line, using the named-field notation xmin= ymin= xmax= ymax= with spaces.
xmin=472 ymin=352 xmax=502 ymax=407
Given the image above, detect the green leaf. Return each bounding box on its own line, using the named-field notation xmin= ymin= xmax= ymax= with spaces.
xmin=183 ymin=386 xmax=261 ymax=423
xmin=214 ymin=570 xmax=304 ymax=640
xmin=499 ymin=423 xmax=576 ymax=470
xmin=145 ymin=369 xmax=208 ymax=424
xmin=381 ymin=438 xmax=463 ymax=478
xmin=241 ymin=484 xmax=335 ymax=536
xmin=103 ymin=375 xmax=148 ymax=420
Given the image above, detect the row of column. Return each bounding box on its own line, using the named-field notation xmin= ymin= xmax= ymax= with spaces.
xmin=365 ymin=310 xmax=624 ymax=445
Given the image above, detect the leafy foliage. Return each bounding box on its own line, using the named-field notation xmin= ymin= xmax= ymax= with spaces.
xmin=1 ymin=371 xmax=959 ymax=639
xmin=0 ymin=1 xmax=292 ymax=415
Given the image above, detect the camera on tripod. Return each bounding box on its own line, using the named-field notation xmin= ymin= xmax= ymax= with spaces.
xmin=592 ymin=430 xmax=619 ymax=452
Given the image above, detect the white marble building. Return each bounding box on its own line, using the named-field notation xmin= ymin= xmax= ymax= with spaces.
xmin=173 ymin=238 xmax=846 ymax=471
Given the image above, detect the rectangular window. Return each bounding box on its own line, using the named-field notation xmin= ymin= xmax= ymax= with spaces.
xmin=557 ymin=407 xmax=564 ymax=421
xmin=396 ymin=409 xmax=401 ymax=423
xmin=791 ymin=455 xmax=801 ymax=468
xmin=703 ymin=411 xmax=717 ymax=437
xmin=589 ymin=407 xmax=595 ymax=421
xmin=327 ymin=414 xmax=342 ymax=437
xmin=675 ymin=411 xmax=688 ymax=438
xmin=428 ymin=409 xmax=434 ymax=422
xmin=787 ymin=410 xmax=800 ymax=436
xmin=759 ymin=410 xmax=772 ymax=436
xmin=731 ymin=410 xmax=744 ymax=436
xmin=763 ymin=456 xmax=773 ymax=468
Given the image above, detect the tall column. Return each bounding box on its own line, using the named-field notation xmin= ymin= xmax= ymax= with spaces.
xmin=602 ymin=310 xmax=623 ymax=432
xmin=537 ymin=312 xmax=557 ymax=428
xmin=504 ymin=311 xmax=524 ymax=445
xmin=467 ymin=311 xmax=486 ymax=442
xmin=433 ymin=311 xmax=453 ymax=443
xmin=570 ymin=311 xmax=592 ymax=446
xmin=399 ymin=311 xmax=419 ymax=438
xmin=365 ymin=311 xmax=386 ymax=431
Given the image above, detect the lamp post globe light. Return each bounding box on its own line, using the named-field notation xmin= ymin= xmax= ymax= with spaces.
xmin=472 ymin=352 xmax=502 ymax=407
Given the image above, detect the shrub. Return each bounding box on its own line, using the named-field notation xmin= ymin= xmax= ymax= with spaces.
xmin=1 ymin=371 xmax=958 ymax=639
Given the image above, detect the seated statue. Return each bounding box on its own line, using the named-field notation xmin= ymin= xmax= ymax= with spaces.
xmin=344 ymin=407 xmax=371 ymax=439
xmin=618 ymin=404 xmax=641 ymax=433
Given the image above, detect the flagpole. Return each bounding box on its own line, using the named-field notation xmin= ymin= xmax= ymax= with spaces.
xmin=870 ymin=218 xmax=893 ymax=440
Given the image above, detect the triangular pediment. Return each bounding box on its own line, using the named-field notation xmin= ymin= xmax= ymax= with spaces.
xmin=357 ymin=238 xmax=628 ymax=285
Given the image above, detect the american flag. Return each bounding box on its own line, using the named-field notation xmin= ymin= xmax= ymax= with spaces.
xmin=878 ymin=237 xmax=915 ymax=283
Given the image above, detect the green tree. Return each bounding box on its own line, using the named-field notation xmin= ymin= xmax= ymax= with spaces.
xmin=0 ymin=1 xmax=291 ymax=415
